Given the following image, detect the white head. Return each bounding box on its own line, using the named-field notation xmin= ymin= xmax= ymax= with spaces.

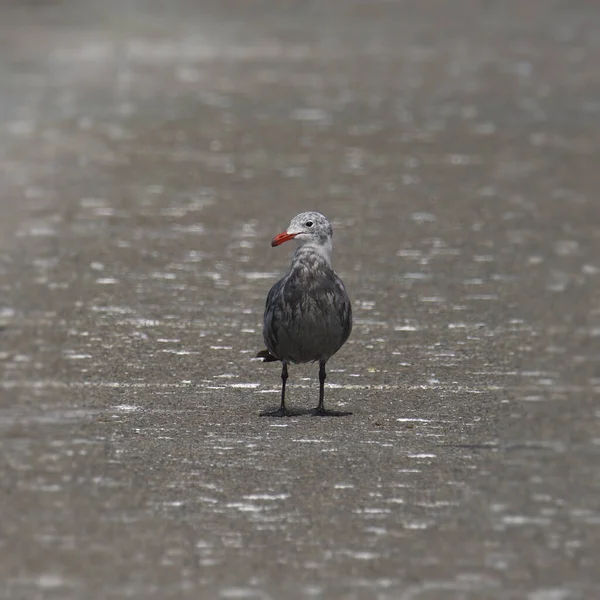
xmin=271 ymin=211 xmax=334 ymax=263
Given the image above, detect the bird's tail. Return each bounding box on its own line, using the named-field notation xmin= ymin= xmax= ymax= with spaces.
xmin=256 ymin=349 xmax=279 ymax=362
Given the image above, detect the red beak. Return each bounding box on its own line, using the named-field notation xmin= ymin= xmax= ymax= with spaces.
xmin=271 ymin=231 xmax=297 ymax=247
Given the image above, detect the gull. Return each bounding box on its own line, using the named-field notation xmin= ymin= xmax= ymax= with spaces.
xmin=257 ymin=211 xmax=352 ymax=416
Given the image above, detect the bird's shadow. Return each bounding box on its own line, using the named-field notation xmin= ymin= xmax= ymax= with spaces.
xmin=259 ymin=407 xmax=353 ymax=418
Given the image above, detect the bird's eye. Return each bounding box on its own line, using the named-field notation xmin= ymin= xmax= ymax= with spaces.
xmin=305 ymin=221 xmax=314 ymax=228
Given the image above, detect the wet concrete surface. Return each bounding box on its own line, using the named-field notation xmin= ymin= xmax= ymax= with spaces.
xmin=1 ymin=0 xmax=600 ymax=598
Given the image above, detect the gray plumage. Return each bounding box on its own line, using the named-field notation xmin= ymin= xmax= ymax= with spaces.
xmin=258 ymin=211 xmax=352 ymax=416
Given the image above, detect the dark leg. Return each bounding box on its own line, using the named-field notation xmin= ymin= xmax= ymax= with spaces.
xmin=279 ymin=361 xmax=288 ymax=413
xmin=316 ymin=361 xmax=327 ymax=415
xmin=313 ymin=360 xmax=353 ymax=417
xmin=260 ymin=361 xmax=290 ymax=417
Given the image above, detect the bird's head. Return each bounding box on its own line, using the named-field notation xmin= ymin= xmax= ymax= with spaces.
xmin=271 ymin=212 xmax=333 ymax=248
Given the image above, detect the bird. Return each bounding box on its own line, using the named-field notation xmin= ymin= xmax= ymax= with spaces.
xmin=257 ymin=211 xmax=352 ymax=416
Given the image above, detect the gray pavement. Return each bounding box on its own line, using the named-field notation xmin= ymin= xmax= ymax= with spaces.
xmin=1 ymin=1 xmax=600 ymax=598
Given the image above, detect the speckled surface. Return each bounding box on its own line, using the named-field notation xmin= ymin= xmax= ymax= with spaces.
xmin=1 ymin=1 xmax=599 ymax=598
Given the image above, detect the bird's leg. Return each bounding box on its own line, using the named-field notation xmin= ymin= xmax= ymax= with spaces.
xmin=313 ymin=361 xmax=352 ymax=417
xmin=315 ymin=360 xmax=327 ymax=415
xmin=259 ymin=361 xmax=290 ymax=417
xmin=279 ymin=361 xmax=289 ymax=414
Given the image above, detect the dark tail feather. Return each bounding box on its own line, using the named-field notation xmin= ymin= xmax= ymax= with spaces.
xmin=256 ymin=349 xmax=279 ymax=362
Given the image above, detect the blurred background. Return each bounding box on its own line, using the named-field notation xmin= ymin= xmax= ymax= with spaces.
xmin=1 ymin=0 xmax=599 ymax=598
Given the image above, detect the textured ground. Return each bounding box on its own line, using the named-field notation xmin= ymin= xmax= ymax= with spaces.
xmin=1 ymin=1 xmax=599 ymax=598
